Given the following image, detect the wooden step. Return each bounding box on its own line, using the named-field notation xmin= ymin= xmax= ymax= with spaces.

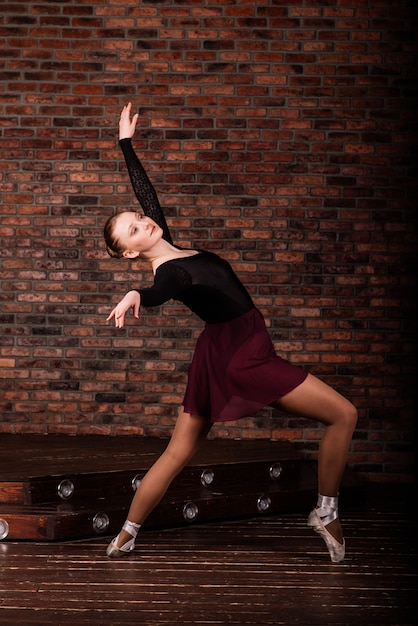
xmin=0 ymin=459 xmax=319 ymax=540
xmin=0 ymin=475 xmax=319 ymax=541
xmin=0 ymin=458 xmax=311 ymax=506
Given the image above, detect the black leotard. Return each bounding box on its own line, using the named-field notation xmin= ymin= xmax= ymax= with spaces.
xmin=120 ymin=139 xmax=254 ymax=324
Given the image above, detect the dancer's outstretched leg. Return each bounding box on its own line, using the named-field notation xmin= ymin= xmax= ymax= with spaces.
xmin=107 ymin=411 xmax=212 ymax=557
xmin=271 ymin=373 xmax=357 ymax=562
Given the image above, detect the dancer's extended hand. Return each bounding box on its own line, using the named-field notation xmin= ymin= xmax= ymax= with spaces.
xmin=119 ymin=102 xmax=138 ymax=140
xmin=106 ymin=290 xmax=140 ymax=328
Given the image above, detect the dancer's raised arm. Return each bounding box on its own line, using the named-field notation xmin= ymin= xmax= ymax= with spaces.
xmin=118 ymin=103 xmax=173 ymax=244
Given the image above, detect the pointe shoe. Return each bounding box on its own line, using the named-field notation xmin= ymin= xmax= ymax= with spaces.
xmin=106 ymin=534 xmax=135 ymax=558
xmin=106 ymin=520 xmax=141 ymax=558
xmin=307 ymin=509 xmax=345 ymax=563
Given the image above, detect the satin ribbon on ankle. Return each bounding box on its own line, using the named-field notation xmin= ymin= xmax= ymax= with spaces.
xmin=315 ymin=493 xmax=339 ymax=526
xmin=122 ymin=520 xmax=141 ymax=539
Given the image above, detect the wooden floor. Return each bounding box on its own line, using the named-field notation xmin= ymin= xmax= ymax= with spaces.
xmin=0 ymin=487 xmax=414 ymax=625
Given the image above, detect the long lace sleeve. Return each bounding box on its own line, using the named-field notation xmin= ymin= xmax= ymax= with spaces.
xmin=119 ymin=138 xmax=173 ymax=244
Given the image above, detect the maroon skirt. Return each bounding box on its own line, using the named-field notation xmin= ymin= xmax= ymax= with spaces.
xmin=183 ymin=308 xmax=308 ymax=423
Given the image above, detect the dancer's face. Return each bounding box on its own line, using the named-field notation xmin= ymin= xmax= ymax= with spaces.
xmin=112 ymin=211 xmax=163 ymax=259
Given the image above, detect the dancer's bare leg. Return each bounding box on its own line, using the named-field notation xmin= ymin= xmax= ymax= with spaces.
xmin=113 ymin=410 xmax=212 ymax=549
xmin=271 ymin=373 xmax=358 ymax=544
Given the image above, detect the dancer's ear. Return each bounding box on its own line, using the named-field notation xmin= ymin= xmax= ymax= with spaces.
xmin=122 ymin=250 xmax=141 ymax=259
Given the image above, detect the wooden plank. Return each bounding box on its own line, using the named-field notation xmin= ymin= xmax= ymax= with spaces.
xmin=0 ymin=482 xmax=24 ymax=505
xmin=0 ymin=501 xmax=415 ymax=626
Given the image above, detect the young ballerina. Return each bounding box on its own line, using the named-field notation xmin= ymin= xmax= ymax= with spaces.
xmin=104 ymin=103 xmax=357 ymax=563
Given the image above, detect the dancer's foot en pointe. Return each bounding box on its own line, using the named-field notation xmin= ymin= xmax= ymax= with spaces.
xmin=106 ymin=520 xmax=141 ymax=558
xmin=307 ymin=493 xmax=345 ymax=563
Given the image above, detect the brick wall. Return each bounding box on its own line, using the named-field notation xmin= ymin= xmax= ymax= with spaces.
xmin=0 ymin=1 xmax=416 ymax=482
